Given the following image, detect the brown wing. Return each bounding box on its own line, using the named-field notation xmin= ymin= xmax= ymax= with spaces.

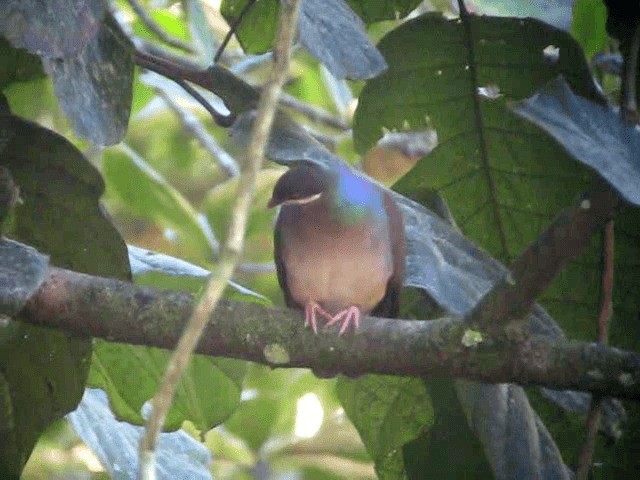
xmin=371 ymin=191 xmax=406 ymax=318
xmin=273 ymin=206 xmax=300 ymax=310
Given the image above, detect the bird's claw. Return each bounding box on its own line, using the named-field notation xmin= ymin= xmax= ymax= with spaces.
xmin=304 ymin=301 xmax=334 ymax=334
xmin=325 ymin=306 xmax=361 ymax=335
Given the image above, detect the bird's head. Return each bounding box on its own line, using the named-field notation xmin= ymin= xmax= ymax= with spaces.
xmin=267 ymin=162 xmax=332 ymax=208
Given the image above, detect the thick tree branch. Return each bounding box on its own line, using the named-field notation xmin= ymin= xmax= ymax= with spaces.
xmin=19 ymin=266 xmax=640 ymax=400
xmin=470 ymin=184 xmax=619 ymax=336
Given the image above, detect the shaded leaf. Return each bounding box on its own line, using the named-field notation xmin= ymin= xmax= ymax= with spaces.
xmin=346 ymin=0 xmax=423 ymax=23
xmin=512 ymin=76 xmax=640 ymax=207
xmin=0 ymin=114 xmax=130 ymax=279
xmin=0 ymin=37 xmax=44 ymax=90
xmin=43 ymin=13 xmax=133 ymax=145
xmin=403 ymin=379 xmax=493 ymax=480
xmin=0 ymin=114 xmax=129 ymax=477
xmin=0 ymin=0 xmax=105 ymax=58
xmin=336 ymin=375 xmax=433 ymax=478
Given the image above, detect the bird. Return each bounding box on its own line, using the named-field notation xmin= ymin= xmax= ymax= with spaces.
xmin=267 ymin=161 xmax=405 ymax=334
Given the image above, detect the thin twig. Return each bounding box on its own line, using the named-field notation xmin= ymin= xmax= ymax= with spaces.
xmin=214 ymin=0 xmax=258 ymax=63
xmin=575 ymin=220 xmax=614 ymax=480
xmin=137 ymin=1 xmax=302 ymax=478
xmin=156 ymin=89 xmax=240 ymax=178
xmin=173 ymin=77 xmax=236 ymax=127
xmin=622 ymin=20 xmax=640 ymax=117
xmin=279 ymin=92 xmax=350 ymax=130
xmin=126 ymin=0 xmax=195 ymax=53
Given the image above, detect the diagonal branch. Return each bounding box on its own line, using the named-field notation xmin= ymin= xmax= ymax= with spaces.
xmin=470 ymin=184 xmax=619 ymax=336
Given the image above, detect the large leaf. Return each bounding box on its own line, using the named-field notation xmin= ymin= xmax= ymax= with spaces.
xmin=336 ymin=375 xmax=433 ymax=478
xmin=0 ymin=114 xmax=129 ymax=478
xmin=355 ymin=14 xmax=603 ymax=325
xmin=0 ymin=0 xmax=106 ymax=58
xmin=353 ymin=12 xmax=639 ymax=478
xmin=42 ymin=13 xmax=133 ymax=146
xmin=89 ymin=343 xmax=246 ymax=432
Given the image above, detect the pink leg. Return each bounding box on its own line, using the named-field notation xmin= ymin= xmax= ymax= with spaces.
xmin=324 ymin=306 xmax=361 ymax=335
xmin=304 ymin=301 xmax=334 ymax=334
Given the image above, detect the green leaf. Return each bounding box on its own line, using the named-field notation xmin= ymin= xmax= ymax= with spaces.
xmin=0 ymin=37 xmax=44 ymax=90
xmin=571 ymin=0 xmax=607 ymax=58
xmin=89 ymin=342 xmax=246 ymax=431
xmin=346 ymin=0 xmax=423 ymax=23
xmin=355 ymin=17 xmax=601 ymax=313
xmin=103 ymin=144 xmax=215 ymax=260
xmin=220 ymin=0 xmax=278 ymax=54
xmin=0 ymin=114 xmax=129 ymax=477
xmin=132 ymin=8 xmax=190 ymax=44
xmin=337 ymin=375 xmax=433 ymax=478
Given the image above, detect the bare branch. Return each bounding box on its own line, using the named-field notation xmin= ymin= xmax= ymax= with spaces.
xmin=19 ymin=266 xmax=640 ymax=400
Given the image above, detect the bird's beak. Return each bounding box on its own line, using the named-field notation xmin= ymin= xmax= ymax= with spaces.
xmin=267 ymin=196 xmax=279 ymax=208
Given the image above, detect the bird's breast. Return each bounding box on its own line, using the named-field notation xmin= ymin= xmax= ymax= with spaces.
xmin=278 ymin=201 xmax=393 ymax=315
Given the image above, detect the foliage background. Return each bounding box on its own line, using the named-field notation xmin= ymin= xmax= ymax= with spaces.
xmin=1 ymin=0 xmax=638 ymax=479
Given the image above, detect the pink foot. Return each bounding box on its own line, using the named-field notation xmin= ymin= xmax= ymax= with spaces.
xmin=324 ymin=306 xmax=361 ymax=335
xmin=304 ymin=301 xmax=334 ymax=334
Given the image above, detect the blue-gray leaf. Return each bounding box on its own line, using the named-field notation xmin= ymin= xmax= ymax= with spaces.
xmin=512 ymin=77 xmax=640 ymax=206
xmin=68 ymin=388 xmax=212 ymax=480
xmin=298 ymin=0 xmax=387 ymax=80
